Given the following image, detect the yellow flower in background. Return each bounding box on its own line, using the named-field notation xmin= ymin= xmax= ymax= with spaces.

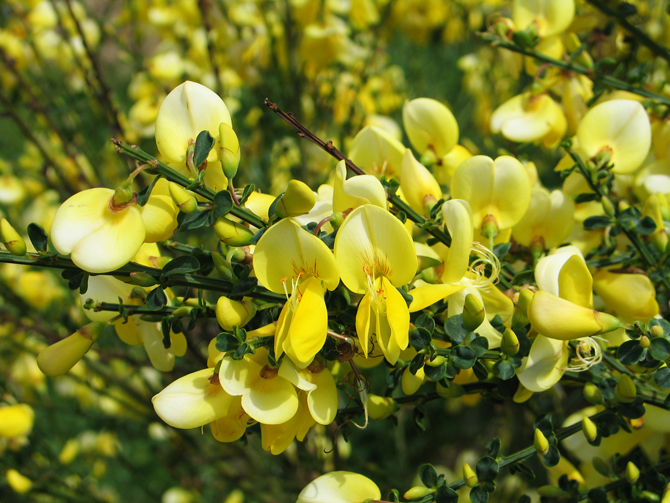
xmin=297 ymin=471 xmax=380 ymax=503
xmin=490 ymin=93 xmax=567 ymax=148
xmin=593 ymin=269 xmax=659 ymax=322
xmin=0 ymin=404 xmax=34 ymax=438
xmin=335 ymin=205 xmax=417 ymax=364
xmin=577 ymin=99 xmax=651 ymax=175
xmin=253 ymin=218 xmax=340 ymax=368
xmin=512 ymin=187 xmax=575 ymax=251
xmin=402 ymin=97 xmax=459 ymax=159
xmin=6 ymin=469 xmax=32 ymax=494
xmin=513 ymin=0 xmax=574 ymax=37
xmin=50 ymin=188 xmax=146 ymax=273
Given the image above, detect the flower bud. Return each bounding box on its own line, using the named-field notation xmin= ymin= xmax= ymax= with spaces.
xmin=582 ymin=416 xmax=598 ymax=442
xmin=640 ymin=336 xmax=650 ymax=348
xmin=534 ymin=428 xmax=549 ymax=455
xmin=463 ymin=294 xmax=485 ymax=331
xmin=219 ymin=122 xmax=240 ymax=179
xmin=275 ymin=180 xmax=315 ymax=218
xmin=216 ymin=296 xmax=256 ymax=331
xmin=583 ymin=382 xmax=604 ymax=405
xmin=463 ymin=463 xmax=478 ymax=488
xmin=212 ymin=252 xmax=234 ymax=281
xmin=403 ymin=487 xmax=433 ymax=500
xmin=517 ymin=289 xmax=534 ymax=317
xmin=501 ymin=328 xmax=520 ymax=355
xmin=168 ymin=182 xmax=198 ymax=213
xmin=615 ymin=374 xmax=637 ymax=403
xmin=37 ymin=322 xmax=105 ymax=377
xmin=651 ymin=325 xmax=665 ymax=338
xmin=602 ymin=197 xmax=615 ymax=217
xmin=128 ymin=271 xmax=158 ymax=287
xmin=0 ymin=218 xmax=26 ymax=256
xmin=528 ymin=291 xmax=622 ymax=340
xmin=402 ymin=366 xmax=426 ymax=395
xmin=367 ymin=394 xmax=397 ymax=420
xmin=6 ymin=469 xmax=32 ymax=494
xmin=426 ymin=355 xmax=445 ymax=367
xmin=214 ymin=217 xmax=255 ymax=247
xmin=625 ymin=461 xmax=640 ymax=484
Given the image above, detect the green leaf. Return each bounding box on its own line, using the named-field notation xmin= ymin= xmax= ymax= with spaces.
xmin=493 ymin=242 xmax=511 ymax=259
xmin=485 ymin=437 xmax=501 ymax=458
xmin=634 ymin=216 xmax=657 ymax=235
xmin=230 ymin=277 xmax=258 ymax=299
xmin=397 ymin=287 xmax=413 ymax=308
xmin=434 ymin=485 xmax=458 ymax=503
xmin=161 ymin=256 xmax=201 ymax=279
xmin=27 ymin=223 xmax=48 ymax=253
xmin=473 ymin=361 xmax=489 ymax=381
xmin=574 ymin=192 xmax=599 ymax=203
xmin=146 ymin=287 xmax=167 ymax=310
xmin=469 ymin=336 xmax=489 ymax=357
xmin=655 ymin=367 xmax=670 ymax=389
xmin=79 ymin=273 xmax=89 ymax=295
xmin=508 ymin=462 xmax=535 ymax=482
xmin=617 ymin=206 xmax=642 ymax=229
xmin=193 ymin=130 xmax=215 ymax=168
xmin=618 ymin=340 xmax=645 ymax=365
xmin=233 ymin=342 xmax=248 ymax=360
xmin=409 ymin=327 xmax=432 ymax=351
xmin=583 ymin=216 xmax=612 ymax=230
xmin=617 ymin=396 xmax=645 ymax=419
xmin=476 ymin=456 xmax=499 ymax=483
xmin=444 ymin=314 xmax=467 ymax=344
xmin=136 ymin=176 xmax=160 ymax=206
xmin=178 ymin=209 xmax=209 ymax=231
xmin=387 ymin=489 xmax=400 ymax=503
xmin=424 ymin=363 xmax=446 ymax=381
xmin=409 ymin=353 xmax=425 ymax=375
xmin=542 ymin=445 xmax=561 ymax=467
xmin=494 ymin=360 xmax=515 ymax=380
xmin=415 ymin=314 xmax=435 ymax=335
xmin=419 ymin=464 xmax=438 ymax=488
xmin=216 ymin=332 xmax=240 ymax=352
xmin=469 ymin=486 xmax=488 ymax=503
xmin=650 ymin=337 xmax=670 ymax=361
xmin=213 ymin=190 xmax=234 ymax=219
xmin=533 ymin=414 xmax=554 ymax=438
xmin=450 ymin=346 xmax=476 ymax=369
xmin=587 ymin=488 xmax=608 ymax=503
xmin=239 ymin=184 xmax=255 ymax=204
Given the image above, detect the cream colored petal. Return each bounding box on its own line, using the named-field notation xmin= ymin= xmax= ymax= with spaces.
xmin=334 ymin=205 xmax=417 ymax=292
xmin=81 ymin=276 xmax=136 ymax=322
xmin=139 ymin=321 xmax=175 ymax=372
xmin=219 ymin=356 xmax=262 ymax=396
xmin=512 ymin=187 xmax=551 ymax=247
xmin=70 ymin=205 xmax=146 ymax=273
xmin=479 ymin=283 xmax=514 ymax=322
xmin=152 ymin=368 xmax=233 ymax=429
xmin=577 ymin=99 xmax=651 ymax=175
xmin=242 ymin=376 xmax=299 ymax=424
xmin=348 ymin=125 xmax=405 ymax=178
xmin=441 ymin=199 xmax=473 ymax=283
xmin=513 ymin=0 xmax=574 ymax=37
xmin=403 ymin=98 xmax=459 ymax=157
xmin=489 ymin=156 xmax=532 ymax=229
xmin=333 ymin=160 xmax=387 ymax=212
xmin=517 ymin=336 xmax=568 ymax=392
xmin=297 ymin=472 xmax=381 ymax=503
xmin=306 ymin=369 xmax=338 ymax=425
xmin=50 ymin=188 xmax=114 ymax=254
xmin=535 ymin=245 xmax=585 ymax=297
xmin=114 ymin=317 xmax=141 ymax=346
xmin=490 ymin=94 xmax=525 ymax=134
xmin=253 ymin=218 xmax=339 ymax=294
xmin=141 ymin=180 xmax=177 ymax=243
xmin=278 ymin=358 xmax=317 ymax=392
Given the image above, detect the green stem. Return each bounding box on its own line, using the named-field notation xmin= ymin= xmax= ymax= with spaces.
xmin=484 ymin=36 xmax=670 ymax=107
xmin=585 ymin=0 xmax=670 ymax=65
xmin=574 ymin=459 xmax=670 ymax=501
xmin=111 ymin=139 xmax=266 ymax=229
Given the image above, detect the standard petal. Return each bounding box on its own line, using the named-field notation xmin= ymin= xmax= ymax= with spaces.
xmin=517 ymin=336 xmax=568 ymax=392
xmin=219 ymin=356 xmax=262 ymax=396
xmin=284 ymin=277 xmax=329 ymax=367
xmin=242 ymin=376 xmax=299 ymax=424
xmin=139 ymin=321 xmax=175 ymax=372
xmin=297 ymin=472 xmax=381 ymax=503
xmin=441 ymin=199 xmax=474 ymax=283
xmin=384 ymin=277 xmax=410 ymax=360
xmin=306 ymin=369 xmax=338 ymax=425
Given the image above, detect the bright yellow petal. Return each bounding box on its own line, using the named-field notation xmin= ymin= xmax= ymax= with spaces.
xmin=441 ymin=199 xmax=473 ymax=283
xmin=219 ymin=356 xmax=262 ymax=396
xmin=242 ymin=376 xmax=299 ymax=425
xmin=403 ymin=97 xmax=458 ymax=158
xmin=517 ymin=336 xmax=568 ymax=392
xmin=409 ymin=283 xmax=465 ymax=312
xmin=0 ymin=404 xmax=34 ymax=438
xmin=306 ymin=368 xmax=338 ymax=425
xmin=210 ymin=396 xmax=249 ymax=442
xmin=283 ymin=277 xmax=328 ymax=368
xmin=333 ymin=160 xmax=387 ymax=212
xmin=297 ymin=472 xmax=381 ymax=503
xmin=355 ymin=292 xmax=373 ymax=357
xmin=348 ymin=125 xmax=405 ymax=178
xmin=141 ymin=179 xmax=178 ymax=243
xmin=383 ymin=277 xmax=410 ymax=362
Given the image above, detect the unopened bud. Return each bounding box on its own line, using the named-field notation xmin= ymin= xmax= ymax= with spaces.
xmin=651 ymin=325 xmax=665 ymax=338
xmin=0 ymin=219 xmax=26 ymax=256
xmin=171 ymin=306 xmax=192 ymax=317
xmin=403 ymin=487 xmax=433 ymax=500
xmin=275 ymin=180 xmax=315 ymax=218
xmin=583 ymin=382 xmax=604 ymax=405
xmin=602 ymin=197 xmax=615 ymax=218
xmin=534 ymin=428 xmax=549 ymax=455
xmin=426 ymin=355 xmax=445 ymax=367
xmin=216 ymin=296 xmax=256 ymax=331
xmin=537 ymin=486 xmax=564 ymax=497
xmin=214 ymin=217 xmax=255 ymax=247
xmin=329 ymin=212 xmax=344 ymax=230
xmin=615 ymin=374 xmax=637 ymax=403
xmin=481 ymin=214 xmax=499 ymax=241
xmin=212 ymin=252 xmax=234 ymax=281
xmin=463 ymin=463 xmax=478 ymax=488
xmin=582 ymin=416 xmax=598 ymax=442
xmin=501 ymin=328 xmax=519 ymax=355
xmin=168 ymin=182 xmax=198 ymax=213
xmin=626 ymin=461 xmax=640 ymax=484
xmin=128 ymin=272 xmax=158 ymax=287
xmin=37 ymin=322 xmax=105 ymax=376
xmin=219 ymin=122 xmax=240 ymax=179
xmin=367 ymin=394 xmax=398 ymax=420
xmin=640 ymin=336 xmax=650 ymax=348
xmin=226 ymin=247 xmax=248 ymax=264
xmin=463 ymin=294 xmax=485 ymax=331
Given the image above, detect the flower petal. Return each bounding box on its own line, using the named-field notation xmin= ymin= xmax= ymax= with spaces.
xmin=242 ymin=376 xmax=299 ymax=424
xmin=297 ymin=472 xmax=381 ymax=503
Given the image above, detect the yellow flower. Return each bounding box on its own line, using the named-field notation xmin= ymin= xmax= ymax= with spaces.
xmin=216 ymin=297 xmax=257 ymax=331
xmin=6 ymin=469 xmax=32 ymax=494
xmin=593 ymin=269 xmax=659 ymax=322
xmin=403 ymin=97 xmax=459 ymax=158
xmin=332 ymin=160 xmax=387 ymax=213
xmin=513 ymin=0 xmax=574 ymax=37
xmin=348 ymin=125 xmax=405 ymax=178
xmin=50 ymin=188 xmax=146 ymax=273
xmin=253 ymin=218 xmax=339 ymax=368
xmin=297 ymin=472 xmax=381 ymax=503
xmin=37 ymin=322 xmax=105 ymax=377
xmin=577 ymin=99 xmax=651 ymax=175
xmin=334 ymin=205 xmax=417 ymax=364
xmin=141 ymin=178 xmax=178 ymax=242
xmin=400 ymin=149 xmax=442 ymax=216
xmin=512 ymin=187 xmax=575 ymax=250
xmin=0 ymin=404 xmax=34 ymax=438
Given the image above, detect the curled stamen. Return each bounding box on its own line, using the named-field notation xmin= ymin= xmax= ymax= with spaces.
xmin=469 ymin=241 xmax=501 ymax=288
xmin=566 ymin=337 xmax=603 ymax=372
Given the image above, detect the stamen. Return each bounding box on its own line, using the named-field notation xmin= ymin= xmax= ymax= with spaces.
xmin=565 ymin=337 xmax=603 ymax=372
xmin=469 ymin=241 xmax=501 ymax=288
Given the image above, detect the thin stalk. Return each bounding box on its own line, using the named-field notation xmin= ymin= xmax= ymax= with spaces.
xmin=574 ymin=459 xmax=670 ymax=501
xmin=484 ymin=36 xmax=670 ymax=107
